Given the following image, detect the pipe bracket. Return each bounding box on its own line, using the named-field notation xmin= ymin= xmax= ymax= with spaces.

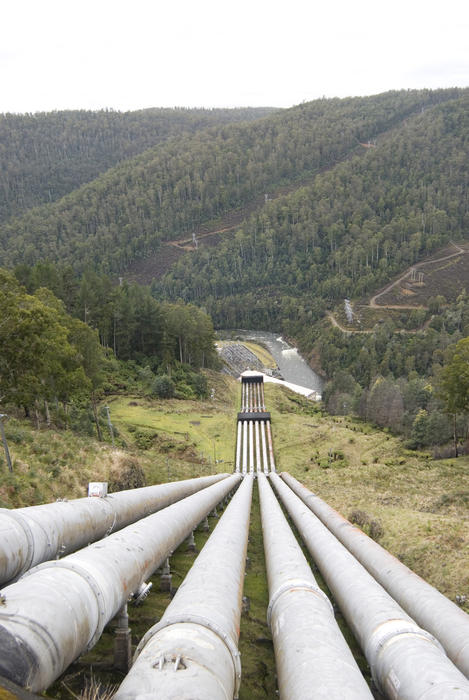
xmin=267 ymin=579 xmax=334 ymax=628
xmin=135 ymin=613 xmax=242 ymax=698
xmin=21 ymin=560 xmax=106 ymax=651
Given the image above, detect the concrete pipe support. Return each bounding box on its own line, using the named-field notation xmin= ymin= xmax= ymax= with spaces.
xmin=0 ymin=474 xmax=228 ymax=586
xmin=258 ymin=474 xmax=372 ymax=699
xmin=281 ymin=472 xmax=469 ymax=680
xmin=0 ymin=474 xmax=241 ymax=693
xmin=115 ymin=474 xmax=253 ymax=700
xmin=270 ymin=474 xmax=469 ymax=699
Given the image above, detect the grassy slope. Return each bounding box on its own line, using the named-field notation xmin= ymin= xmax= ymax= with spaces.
xmin=266 ymin=384 xmax=469 ymax=600
xmin=0 ymin=371 xmax=237 ymax=508
xmin=241 ymin=341 xmax=277 ymax=369
xmin=1 ymin=374 xmax=468 ymax=697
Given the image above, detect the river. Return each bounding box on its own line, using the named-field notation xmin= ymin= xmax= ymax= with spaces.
xmin=222 ymin=330 xmax=325 ymax=394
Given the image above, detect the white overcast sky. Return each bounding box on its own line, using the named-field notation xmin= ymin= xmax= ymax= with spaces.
xmin=1 ymin=0 xmax=468 ymax=113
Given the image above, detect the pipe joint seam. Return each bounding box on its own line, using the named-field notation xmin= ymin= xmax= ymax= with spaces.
xmin=366 ymin=619 xmax=444 ymax=668
xmin=267 ymin=580 xmax=334 ymax=628
xmin=135 ymin=613 xmax=242 ymax=697
xmin=21 ymin=560 xmax=106 ymax=650
xmin=0 ymin=509 xmax=35 ymax=577
xmin=89 ymin=496 xmax=117 ymax=534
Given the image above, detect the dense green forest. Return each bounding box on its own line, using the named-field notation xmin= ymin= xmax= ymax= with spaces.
xmin=0 ymin=268 xmax=219 ymax=435
xmin=13 ymin=262 xmax=218 ymax=367
xmin=0 ymin=89 xmax=463 ymax=272
xmin=158 ymin=94 xmax=469 ymax=323
xmin=0 ymin=107 xmax=275 ymax=223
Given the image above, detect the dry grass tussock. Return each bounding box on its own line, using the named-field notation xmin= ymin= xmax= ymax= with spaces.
xmin=107 ymin=450 xmax=146 ymax=491
xmin=80 ymin=677 xmax=117 ymax=700
xmin=62 ymin=675 xmax=117 ymax=699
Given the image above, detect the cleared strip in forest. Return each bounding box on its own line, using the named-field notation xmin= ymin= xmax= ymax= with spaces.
xmin=124 ymin=109 xmax=429 ymax=285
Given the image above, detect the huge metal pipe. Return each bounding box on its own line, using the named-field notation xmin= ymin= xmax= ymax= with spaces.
xmin=270 ymin=474 xmax=469 ymax=699
xmin=255 ymin=420 xmax=262 ymax=473
xmin=265 ymin=420 xmax=276 ymax=472
xmin=281 ymin=472 xmax=469 ymax=681
xmin=0 ymin=474 xmax=241 ymax=692
xmin=0 ymin=473 xmax=228 ymax=586
xmin=235 ymin=421 xmax=242 ymax=473
xmin=260 ymin=421 xmax=269 ymax=474
xmin=115 ymin=474 xmax=253 ymax=700
xmin=249 ymin=420 xmax=254 ymax=474
xmin=258 ymin=474 xmax=372 ymax=699
xmin=242 ymin=421 xmax=248 ymax=474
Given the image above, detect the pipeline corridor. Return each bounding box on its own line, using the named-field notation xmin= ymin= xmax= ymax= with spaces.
xmin=1 ymin=374 xmax=469 ymax=698
xmin=236 ymin=374 xmax=276 ymax=474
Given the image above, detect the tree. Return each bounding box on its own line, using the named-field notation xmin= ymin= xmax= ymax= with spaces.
xmin=0 ymin=271 xmax=105 ymax=427
xmin=0 ymin=272 xmax=77 ymax=410
xmin=438 ymin=337 xmax=469 ymax=455
xmin=366 ymin=377 xmax=404 ymax=431
xmin=152 ymin=375 xmax=175 ymax=399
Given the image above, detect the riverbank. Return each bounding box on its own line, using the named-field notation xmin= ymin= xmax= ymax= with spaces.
xmin=217 ymin=329 xmax=325 ymax=394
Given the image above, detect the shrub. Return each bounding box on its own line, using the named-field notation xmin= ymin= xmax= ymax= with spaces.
xmin=348 ymin=509 xmax=384 ymax=541
xmin=190 ymin=372 xmax=208 ymax=398
xmin=133 ymin=429 xmax=158 ymax=450
xmin=152 ymin=375 xmax=175 ymax=399
xmin=4 ymin=425 xmax=32 ymax=444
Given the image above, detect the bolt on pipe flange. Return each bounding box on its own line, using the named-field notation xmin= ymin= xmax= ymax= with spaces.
xmin=21 ymin=560 xmax=107 ymax=650
xmin=135 ymin=612 xmax=242 ymax=697
xmin=267 ymin=578 xmax=334 ymax=628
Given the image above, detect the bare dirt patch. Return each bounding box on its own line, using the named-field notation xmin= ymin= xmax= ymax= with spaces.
xmin=124 ymin=244 xmax=185 ymax=284
xmin=377 ymin=247 xmax=469 ymax=306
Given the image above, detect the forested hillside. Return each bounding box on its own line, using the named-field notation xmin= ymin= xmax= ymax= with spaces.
xmin=0 ymin=106 xmax=275 ymax=222
xmin=2 ymin=89 xmax=469 ymax=454
xmin=158 ymin=94 xmax=469 ymax=330
xmin=0 ymin=89 xmax=462 ymax=273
